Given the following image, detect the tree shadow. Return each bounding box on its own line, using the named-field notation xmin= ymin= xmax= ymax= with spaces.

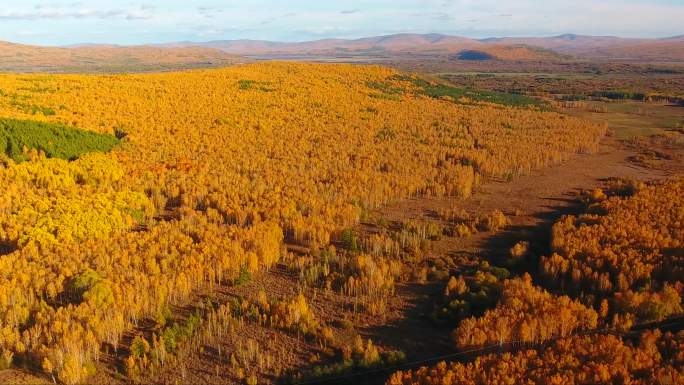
xmin=479 ymin=192 xmax=586 ymax=270
xmin=0 ymin=241 xmax=15 ymax=256
xmin=298 ymin=190 xmax=596 ymax=384
xmin=289 ymin=279 xmax=454 ymax=385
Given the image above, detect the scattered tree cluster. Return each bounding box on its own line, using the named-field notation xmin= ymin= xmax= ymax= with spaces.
xmin=453 ymin=274 xmax=598 ymax=348
xmin=430 ymin=261 xmax=510 ymax=324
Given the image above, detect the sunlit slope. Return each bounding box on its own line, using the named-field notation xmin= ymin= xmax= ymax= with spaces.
xmin=0 ymin=41 xmax=243 ymax=72
xmin=0 ymin=62 xmax=605 ymax=384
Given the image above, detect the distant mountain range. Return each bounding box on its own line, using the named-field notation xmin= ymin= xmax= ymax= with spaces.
xmin=0 ymin=32 xmax=683 ymax=73
xmin=162 ymin=33 xmax=684 ymax=62
xmin=159 ymin=33 xmax=563 ymax=61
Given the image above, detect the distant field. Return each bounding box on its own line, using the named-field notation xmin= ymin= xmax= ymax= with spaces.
xmin=367 ymin=75 xmax=545 ymax=108
xmin=440 ymin=72 xmax=684 ymax=101
xmin=567 ymin=101 xmax=684 ymax=139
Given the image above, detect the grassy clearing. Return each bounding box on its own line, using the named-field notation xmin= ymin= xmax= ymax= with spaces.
xmin=378 ymin=75 xmax=546 ymax=108
xmin=238 ymin=79 xmax=275 ymax=92
xmin=421 ymin=81 xmax=545 ymax=108
xmin=0 ymin=118 xmax=119 ymax=162
xmin=417 ymin=77 xmax=544 ymax=107
xmin=569 ymin=101 xmax=684 ymax=139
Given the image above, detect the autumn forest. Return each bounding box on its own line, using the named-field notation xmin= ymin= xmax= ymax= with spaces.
xmin=0 ymin=24 xmax=683 ymax=385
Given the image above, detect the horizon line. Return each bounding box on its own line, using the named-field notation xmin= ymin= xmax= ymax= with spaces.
xmin=2 ymin=31 xmax=682 ymax=49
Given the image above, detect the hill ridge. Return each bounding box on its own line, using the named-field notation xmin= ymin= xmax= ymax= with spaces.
xmin=157 ymin=32 xmax=684 ymax=61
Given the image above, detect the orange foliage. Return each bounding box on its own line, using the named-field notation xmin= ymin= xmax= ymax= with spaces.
xmin=541 ymin=179 xmax=684 ymax=322
xmin=454 ymin=274 xmax=598 ymax=348
xmin=0 ymin=62 xmax=605 ymax=383
xmin=389 ymin=330 xmax=684 ymax=385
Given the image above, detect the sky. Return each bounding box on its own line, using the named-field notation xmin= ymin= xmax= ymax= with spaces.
xmin=1 ymin=0 xmax=683 ymax=46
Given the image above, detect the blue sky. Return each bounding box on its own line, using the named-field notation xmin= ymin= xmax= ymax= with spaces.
xmin=1 ymin=0 xmax=683 ymax=46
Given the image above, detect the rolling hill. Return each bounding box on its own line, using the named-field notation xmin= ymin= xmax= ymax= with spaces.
xmin=0 ymin=41 xmax=245 ymax=72
xmin=167 ymin=33 xmax=563 ymax=61
xmin=575 ymin=39 xmax=684 ymax=61
xmin=164 ymin=33 xmax=684 ymax=62
xmin=1 ymin=32 xmax=683 ymax=73
xmin=481 ymin=34 xmax=647 ymax=53
xmin=483 ymin=34 xmax=684 ymax=61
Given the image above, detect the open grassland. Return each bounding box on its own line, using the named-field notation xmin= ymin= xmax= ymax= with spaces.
xmin=0 ymin=62 xmax=607 ymax=384
xmin=440 ymin=72 xmax=684 ymax=103
xmin=438 ymin=71 xmax=684 ymax=142
xmin=566 ymin=101 xmax=684 ymax=140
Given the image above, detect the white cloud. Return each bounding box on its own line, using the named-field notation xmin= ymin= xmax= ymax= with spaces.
xmin=0 ymin=0 xmax=681 ymax=45
xmin=0 ymin=4 xmax=154 ymax=20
